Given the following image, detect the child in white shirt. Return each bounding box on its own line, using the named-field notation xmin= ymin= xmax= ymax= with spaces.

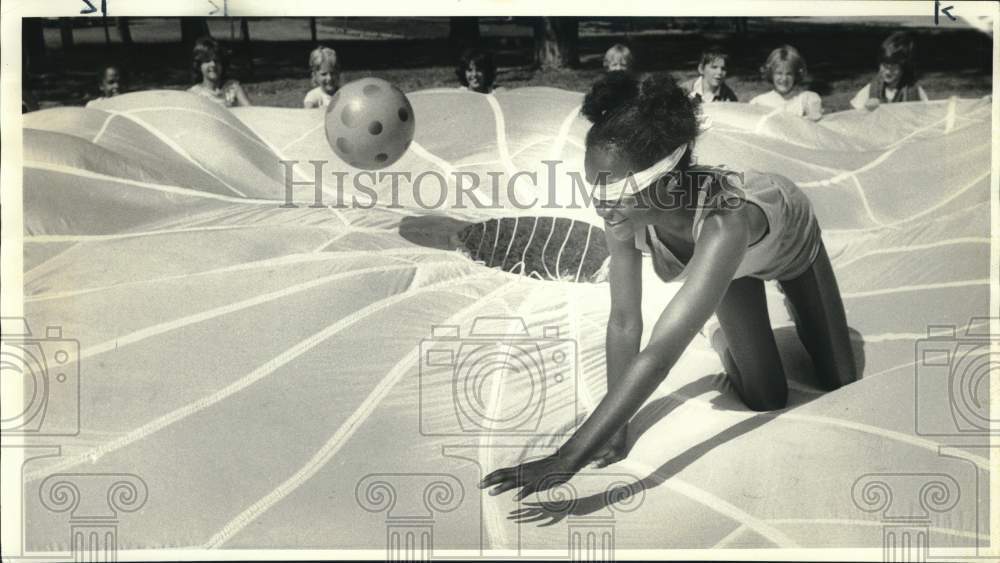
xmin=750 ymin=45 xmax=823 ymax=121
xmin=303 ymin=45 xmax=341 ymax=109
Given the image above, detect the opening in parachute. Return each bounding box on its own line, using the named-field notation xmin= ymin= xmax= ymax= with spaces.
xmin=457 ymin=217 xmax=609 ymax=283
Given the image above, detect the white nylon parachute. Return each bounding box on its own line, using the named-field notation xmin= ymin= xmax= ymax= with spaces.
xmin=16 ymin=88 xmax=991 ymax=553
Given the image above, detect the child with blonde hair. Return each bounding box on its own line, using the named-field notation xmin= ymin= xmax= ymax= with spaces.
xmin=851 ymin=31 xmax=928 ymax=111
xmin=603 ymin=43 xmax=634 ymax=73
xmin=304 ymin=45 xmax=341 ymax=109
xmin=750 ymin=45 xmax=823 ymax=121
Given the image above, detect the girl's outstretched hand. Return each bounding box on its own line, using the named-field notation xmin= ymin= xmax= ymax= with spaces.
xmin=479 ymin=453 xmax=581 ymax=502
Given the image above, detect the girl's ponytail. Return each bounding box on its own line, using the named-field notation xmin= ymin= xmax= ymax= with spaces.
xmin=583 ymin=72 xmax=701 ymax=173
xmin=636 ymin=74 xmax=700 ymax=156
xmin=581 ymin=71 xmax=640 ymax=124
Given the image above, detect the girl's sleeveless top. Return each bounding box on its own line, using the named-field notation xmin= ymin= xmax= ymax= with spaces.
xmin=633 ymin=168 xmax=822 ymax=282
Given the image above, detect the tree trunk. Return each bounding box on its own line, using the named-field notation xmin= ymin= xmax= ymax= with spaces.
xmin=533 ymin=17 xmax=578 ymax=70
xmin=241 ymin=18 xmax=253 ymax=76
xmin=59 ymin=18 xmax=74 ymax=50
xmin=734 ymin=17 xmax=749 ymax=36
xmin=118 ymin=17 xmax=133 ymax=45
xmin=180 ymin=17 xmax=211 ymax=47
xmin=448 ymin=17 xmax=480 ymax=54
xmin=310 ymin=17 xmax=317 ymax=42
xmin=23 ymin=18 xmax=47 ymax=72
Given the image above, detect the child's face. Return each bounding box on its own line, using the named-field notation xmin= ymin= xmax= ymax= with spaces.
xmin=314 ymin=61 xmax=341 ymax=95
xmin=604 ymin=54 xmax=630 ymax=72
xmin=100 ymin=68 xmax=121 ymax=97
xmin=200 ymin=59 xmax=223 ymax=85
xmin=880 ymin=62 xmax=903 ymax=87
xmin=699 ymin=57 xmax=728 ymax=89
xmin=772 ymin=62 xmax=796 ymax=95
xmin=465 ymin=62 xmax=488 ymax=93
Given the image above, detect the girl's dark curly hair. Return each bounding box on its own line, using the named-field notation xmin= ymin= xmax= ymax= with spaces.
xmin=191 ymin=36 xmax=229 ymax=84
xmin=582 ymin=72 xmax=701 ymax=182
xmin=455 ymin=48 xmax=497 ymax=91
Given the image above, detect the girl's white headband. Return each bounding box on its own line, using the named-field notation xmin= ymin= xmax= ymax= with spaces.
xmin=589 ymin=142 xmax=688 ymax=202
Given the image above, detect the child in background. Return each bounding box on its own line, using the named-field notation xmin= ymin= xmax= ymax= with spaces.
xmin=303 ymin=45 xmax=341 ymax=109
xmin=456 ymin=49 xmax=499 ymax=94
xmin=750 ymin=45 xmax=823 ymax=121
xmin=851 ymin=31 xmax=928 ymax=111
xmin=87 ymin=65 xmax=123 ymax=107
xmin=187 ymin=36 xmax=251 ymax=108
xmin=99 ymin=66 xmax=122 ymax=98
xmin=603 ymin=44 xmax=635 ymax=73
xmin=682 ymin=46 xmax=738 ymax=103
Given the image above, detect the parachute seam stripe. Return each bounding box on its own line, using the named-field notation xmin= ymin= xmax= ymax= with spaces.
xmin=204 ymin=273 xmax=517 ymax=547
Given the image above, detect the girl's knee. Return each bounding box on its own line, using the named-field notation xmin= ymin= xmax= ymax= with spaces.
xmin=744 ymin=384 xmax=788 ymax=411
xmin=819 ymin=362 xmax=859 ymax=391
xmin=816 ymin=342 xmax=860 ymax=390
xmin=732 ymin=372 xmax=787 ymax=411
